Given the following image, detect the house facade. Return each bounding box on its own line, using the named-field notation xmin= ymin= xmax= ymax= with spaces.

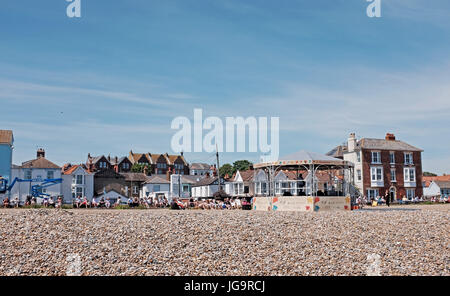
xmin=192 ymin=176 xmax=226 ymax=199
xmin=330 ymin=133 xmax=424 ymax=201
xmin=190 ymin=163 xmax=214 ymax=176
xmin=61 ymin=164 xmax=94 ymax=203
xmin=10 ymin=149 xmax=62 ymax=204
xmin=0 ymin=130 xmax=13 ymax=194
xmin=128 ymin=151 xmax=189 ymax=175
xmin=142 ymin=175 xmax=171 ymax=200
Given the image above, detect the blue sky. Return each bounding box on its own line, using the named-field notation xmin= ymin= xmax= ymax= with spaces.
xmin=0 ymin=0 xmax=449 ymax=174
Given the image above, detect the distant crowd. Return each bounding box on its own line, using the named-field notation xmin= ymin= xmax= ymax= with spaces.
xmin=1 ymin=194 xmax=252 ymax=210
xmin=356 ymin=194 xmax=449 ymax=208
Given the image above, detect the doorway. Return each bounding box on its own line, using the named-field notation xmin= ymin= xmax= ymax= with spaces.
xmin=389 ymin=187 xmax=397 ymax=202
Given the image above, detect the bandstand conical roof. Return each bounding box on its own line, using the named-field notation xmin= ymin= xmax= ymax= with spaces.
xmin=254 ymin=150 xmax=353 ymax=169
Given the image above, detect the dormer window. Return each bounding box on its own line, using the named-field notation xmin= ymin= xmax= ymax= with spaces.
xmin=99 ymin=162 xmax=107 ymax=169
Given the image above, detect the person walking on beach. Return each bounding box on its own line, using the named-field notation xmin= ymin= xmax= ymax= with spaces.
xmin=385 ymin=191 xmax=390 ymax=207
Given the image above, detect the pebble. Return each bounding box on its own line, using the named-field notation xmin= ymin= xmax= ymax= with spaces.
xmin=0 ymin=204 xmax=448 ymax=276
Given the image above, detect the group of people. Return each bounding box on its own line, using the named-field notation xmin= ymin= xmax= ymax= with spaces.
xmin=2 ymin=195 xmax=64 ymax=208
xmin=430 ymin=195 xmax=449 ymax=203
xmin=73 ymin=195 xmax=172 ymax=209
xmin=169 ymin=198 xmax=248 ymax=210
xmin=357 ymin=193 xmax=433 ymax=208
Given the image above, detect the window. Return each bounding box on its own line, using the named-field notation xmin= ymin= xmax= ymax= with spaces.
xmin=47 ymin=171 xmax=54 ymax=179
xmin=389 ymin=152 xmax=395 ymax=164
xmin=357 ymin=170 xmax=362 ymax=181
xmin=99 ymin=162 xmax=107 ymax=169
xmin=123 ymin=163 xmax=130 ymax=170
xmin=404 ymin=168 xmax=416 ymax=182
xmin=73 ymin=187 xmax=83 ymax=198
xmin=367 ymin=189 xmax=379 ymax=199
xmin=175 ymin=163 xmax=184 ymax=170
xmin=75 ymin=175 xmax=83 ymax=185
xmin=234 ymin=183 xmax=243 ymax=195
xmin=255 ymin=183 xmax=261 ymax=194
xmin=404 ymin=153 xmax=413 ymax=165
xmin=371 ymin=151 xmax=381 ymax=164
xmin=133 ymin=186 xmax=138 ymax=194
xmin=154 ymin=185 xmax=160 ymax=192
xmin=390 ymin=169 xmax=396 ymax=182
xmin=357 ymin=151 xmax=361 ymax=163
xmin=157 ymin=163 xmax=167 ymax=169
xmin=406 ymin=189 xmax=415 ymax=199
xmin=371 ymin=167 xmax=383 ymax=181
xmin=24 ymin=170 xmax=32 ymax=180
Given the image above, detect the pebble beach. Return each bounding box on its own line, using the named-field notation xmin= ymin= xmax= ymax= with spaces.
xmin=0 ymin=204 xmax=448 ymax=276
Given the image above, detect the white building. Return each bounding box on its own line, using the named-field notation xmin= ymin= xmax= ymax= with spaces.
xmin=191 ymin=176 xmax=225 ymax=199
xmin=61 ymin=164 xmax=94 ymax=204
xmin=424 ymin=181 xmax=450 ymax=198
xmin=10 ymin=149 xmax=62 ymax=204
xmin=190 ymin=163 xmax=214 ymax=176
xmin=142 ymin=175 xmax=170 ymax=200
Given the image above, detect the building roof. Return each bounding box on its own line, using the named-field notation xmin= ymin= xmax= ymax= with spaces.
xmin=20 ymin=157 xmax=61 ymax=169
xmin=232 ymin=170 xmax=255 ymax=182
xmin=326 ymin=145 xmax=348 ymax=159
xmin=192 ymin=176 xmax=221 ymax=187
xmin=433 ymin=181 xmax=450 ymax=189
xmin=62 ymin=164 xmax=93 ymax=175
xmin=145 ymin=175 xmax=170 ymax=184
xmin=95 ymin=183 xmax=126 ymax=196
xmin=121 ymin=172 xmax=149 ymax=182
xmin=0 ymin=130 xmax=13 ymax=145
xmin=181 ymin=175 xmax=203 ymax=184
xmin=358 ymin=138 xmax=422 ymax=152
xmin=190 ymin=163 xmax=212 ymax=170
xmin=423 ymin=175 xmax=450 ymax=187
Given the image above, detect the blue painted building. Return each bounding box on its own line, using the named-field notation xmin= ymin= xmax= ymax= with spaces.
xmin=0 ymin=130 xmax=14 ymax=186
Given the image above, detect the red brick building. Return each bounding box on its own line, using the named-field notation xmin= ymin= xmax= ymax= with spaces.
xmin=329 ymin=133 xmax=423 ymax=202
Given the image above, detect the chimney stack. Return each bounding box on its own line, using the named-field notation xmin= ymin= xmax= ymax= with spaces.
xmin=385 ymin=133 xmax=396 ymax=141
xmin=37 ymin=148 xmax=45 ymax=158
xmin=347 ymin=133 xmax=356 ymax=152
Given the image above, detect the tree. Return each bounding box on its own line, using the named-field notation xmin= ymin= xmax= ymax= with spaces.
xmin=219 ymin=164 xmax=233 ymax=178
xmin=232 ymin=160 xmax=253 ymax=173
xmin=423 ymin=172 xmax=437 ymax=177
xmin=131 ymin=163 xmax=151 ymax=175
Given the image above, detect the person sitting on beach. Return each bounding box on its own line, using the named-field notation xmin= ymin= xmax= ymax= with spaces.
xmin=105 ymin=197 xmax=111 ymax=209
xmin=3 ymin=198 xmax=9 ymax=208
xmin=48 ymin=197 xmax=55 ymax=208
xmin=91 ymin=197 xmax=98 ymax=208
xmin=13 ymin=196 xmax=20 ymax=208
xmin=43 ymin=196 xmax=49 ymax=207
xmin=127 ymin=197 xmax=133 ymax=207
xmin=56 ymin=196 xmax=63 ymax=209
xmin=25 ymin=195 xmax=32 ymax=206
xmin=114 ymin=197 xmax=121 ymax=207
xmin=80 ymin=196 xmax=89 ymax=208
xmin=75 ymin=196 xmax=81 ymax=208
xmin=99 ymin=197 xmax=106 ymax=208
